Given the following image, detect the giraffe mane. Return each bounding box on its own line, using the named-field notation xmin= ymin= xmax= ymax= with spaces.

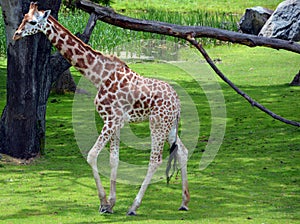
xmin=47 ymin=15 xmax=129 ymax=69
xmin=107 ymin=55 xmax=128 ymax=68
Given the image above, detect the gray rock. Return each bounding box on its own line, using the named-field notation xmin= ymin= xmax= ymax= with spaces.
xmin=259 ymin=0 xmax=300 ymax=41
xmin=239 ymin=6 xmax=273 ymax=35
xmin=290 ymin=70 xmax=300 ymax=86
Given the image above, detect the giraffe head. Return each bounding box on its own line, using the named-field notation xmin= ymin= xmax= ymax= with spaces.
xmin=13 ymin=2 xmax=51 ymax=41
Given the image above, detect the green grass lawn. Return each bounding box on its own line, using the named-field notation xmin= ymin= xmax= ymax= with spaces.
xmin=0 ymin=44 xmax=299 ymax=223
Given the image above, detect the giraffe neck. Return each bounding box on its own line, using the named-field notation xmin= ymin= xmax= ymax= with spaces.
xmin=42 ymin=16 xmax=125 ymax=88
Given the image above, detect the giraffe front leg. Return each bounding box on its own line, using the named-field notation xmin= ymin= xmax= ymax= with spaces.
xmin=87 ymin=123 xmax=115 ymax=214
xmin=87 ymin=145 xmax=110 ymax=213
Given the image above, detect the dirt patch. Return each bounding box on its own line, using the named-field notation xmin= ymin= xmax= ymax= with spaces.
xmin=0 ymin=153 xmax=39 ymax=165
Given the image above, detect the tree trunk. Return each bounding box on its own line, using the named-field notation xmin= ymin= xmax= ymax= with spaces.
xmin=0 ymin=1 xmax=98 ymax=159
xmin=52 ymin=69 xmax=77 ymax=94
xmin=0 ymin=0 xmax=61 ymax=159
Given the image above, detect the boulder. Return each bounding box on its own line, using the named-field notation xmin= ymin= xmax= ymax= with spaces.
xmin=239 ymin=6 xmax=273 ymax=35
xmin=290 ymin=70 xmax=300 ymax=86
xmin=259 ymin=0 xmax=300 ymax=41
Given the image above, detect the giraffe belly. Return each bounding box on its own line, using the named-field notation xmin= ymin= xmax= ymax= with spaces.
xmin=125 ymin=108 xmax=150 ymax=123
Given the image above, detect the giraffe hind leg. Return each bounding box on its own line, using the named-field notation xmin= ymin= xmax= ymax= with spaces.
xmin=167 ymin=120 xmax=190 ymax=211
xmin=127 ymin=129 xmax=166 ymax=216
xmin=107 ymin=129 xmax=121 ymax=213
xmin=176 ymin=136 xmax=190 ymax=211
xmin=127 ymin=152 xmax=163 ymax=216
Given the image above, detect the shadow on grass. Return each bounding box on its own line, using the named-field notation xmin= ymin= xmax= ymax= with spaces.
xmin=0 ymin=74 xmax=299 ymax=223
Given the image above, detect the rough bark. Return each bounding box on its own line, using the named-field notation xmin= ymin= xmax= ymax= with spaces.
xmin=0 ymin=1 xmax=97 ymax=159
xmin=0 ymin=0 xmax=61 ymax=159
xmin=52 ymin=69 xmax=77 ymax=94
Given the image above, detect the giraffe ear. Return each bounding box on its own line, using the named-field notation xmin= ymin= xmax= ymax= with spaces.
xmin=42 ymin=10 xmax=51 ymax=21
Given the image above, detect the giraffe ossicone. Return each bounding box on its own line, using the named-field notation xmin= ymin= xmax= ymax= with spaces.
xmin=13 ymin=2 xmax=190 ymax=215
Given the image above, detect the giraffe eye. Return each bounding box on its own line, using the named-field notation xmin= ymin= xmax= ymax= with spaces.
xmin=28 ymin=21 xmax=37 ymax=25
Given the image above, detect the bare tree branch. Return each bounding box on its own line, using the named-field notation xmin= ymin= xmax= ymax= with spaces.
xmin=76 ymin=0 xmax=300 ymax=54
xmin=75 ymin=0 xmax=300 ymax=127
xmin=187 ymin=37 xmax=300 ymax=127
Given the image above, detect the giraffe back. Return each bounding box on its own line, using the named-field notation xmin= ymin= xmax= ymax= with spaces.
xmin=95 ymin=65 xmax=180 ymax=126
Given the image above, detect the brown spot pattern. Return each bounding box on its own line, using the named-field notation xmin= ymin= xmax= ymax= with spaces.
xmin=51 ymin=36 xmax=57 ymax=44
xmin=75 ymin=58 xmax=88 ymax=69
xmin=74 ymin=48 xmax=84 ymax=56
xmin=109 ymin=82 xmax=118 ymax=93
xmin=105 ymin=63 xmax=114 ymax=71
xmin=60 ymin=32 xmax=66 ymax=39
xmin=46 ymin=29 xmax=52 ymax=36
xmin=56 ymin=39 xmax=64 ymax=50
xmin=66 ymin=37 xmax=76 ymax=46
xmin=78 ymin=44 xmax=85 ymax=52
xmin=64 ymin=48 xmax=73 ymax=59
xmin=86 ymin=53 xmax=95 ymax=65
xmin=92 ymin=63 xmax=103 ymax=74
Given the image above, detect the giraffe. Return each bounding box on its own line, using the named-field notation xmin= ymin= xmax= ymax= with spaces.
xmin=13 ymin=2 xmax=190 ymax=215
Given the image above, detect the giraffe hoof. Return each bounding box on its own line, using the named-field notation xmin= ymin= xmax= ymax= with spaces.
xmin=178 ymin=206 xmax=189 ymax=211
xmin=99 ymin=205 xmax=113 ymax=214
xmin=127 ymin=210 xmax=137 ymax=216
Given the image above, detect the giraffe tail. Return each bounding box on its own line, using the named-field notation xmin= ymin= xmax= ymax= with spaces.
xmin=166 ymin=113 xmax=180 ymax=184
xmin=166 ymin=141 xmax=178 ymax=184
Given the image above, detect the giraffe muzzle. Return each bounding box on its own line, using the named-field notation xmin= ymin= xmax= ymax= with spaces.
xmin=13 ymin=31 xmax=22 ymax=41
